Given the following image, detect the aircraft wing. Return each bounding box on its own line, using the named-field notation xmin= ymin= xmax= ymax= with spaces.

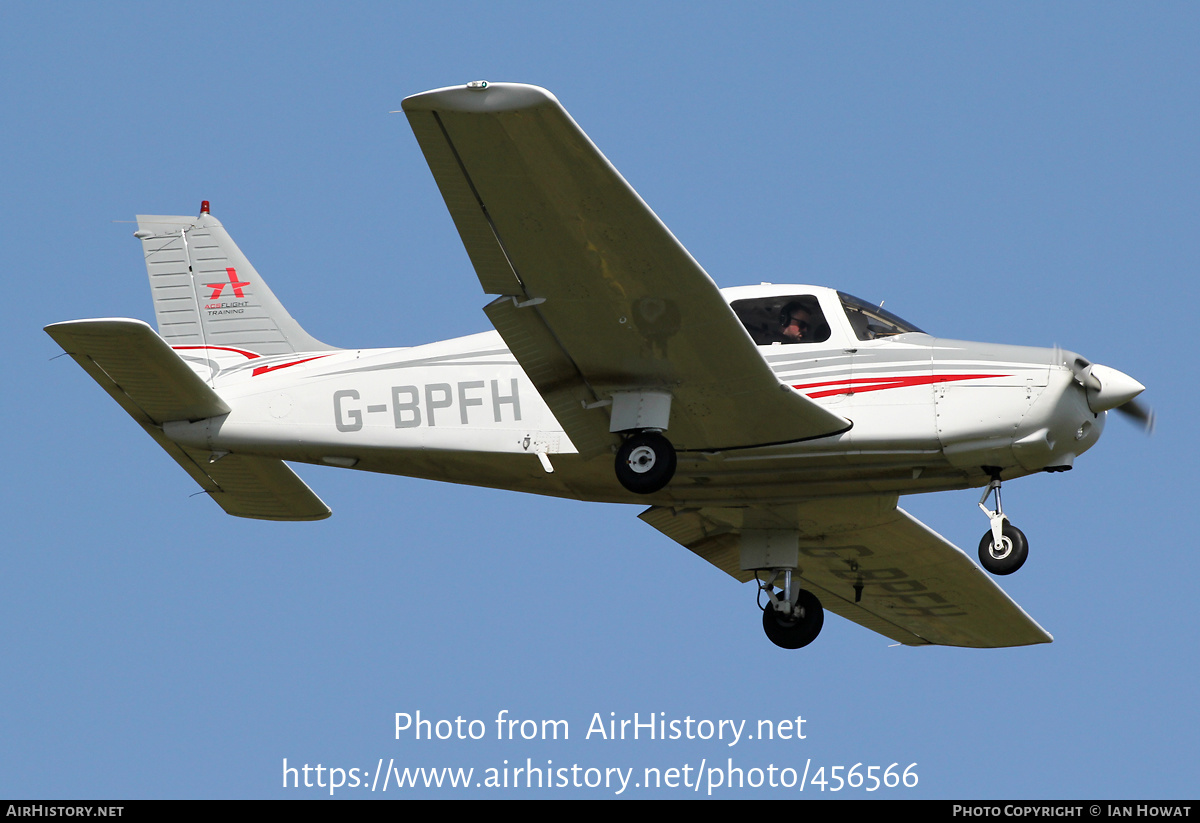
xmin=402 ymin=83 xmax=850 ymax=458
xmin=46 ymin=319 xmax=330 ymax=521
xmin=639 ymin=497 xmax=1051 ymax=648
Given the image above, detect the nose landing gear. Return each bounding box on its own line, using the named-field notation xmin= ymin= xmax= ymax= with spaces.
xmin=977 ymin=470 xmax=1029 ymax=575
xmin=978 ymin=523 xmax=1028 ymax=576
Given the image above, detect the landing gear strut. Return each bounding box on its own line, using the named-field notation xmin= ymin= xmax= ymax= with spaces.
xmin=977 ymin=470 xmax=1029 ymax=575
xmin=614 ymin=431 xmax=676 ymax=494
xmin=758 ymin=569 xmax=824 ymax=649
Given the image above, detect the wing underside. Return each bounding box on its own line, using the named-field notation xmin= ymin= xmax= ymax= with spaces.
xmin=402 ymin=83 xmax=849 ymax=458
xmin=640 ymin=496 xmax=1051 ymax=648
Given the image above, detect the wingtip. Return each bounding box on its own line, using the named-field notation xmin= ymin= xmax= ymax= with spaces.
xmin=401 ymin=82 xmax=558 ymax=115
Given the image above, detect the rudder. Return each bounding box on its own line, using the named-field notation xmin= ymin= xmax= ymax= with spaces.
xmin=135 ymin=203 xmax=337 ymax=357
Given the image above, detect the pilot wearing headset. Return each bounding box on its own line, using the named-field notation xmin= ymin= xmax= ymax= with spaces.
xmin=779 ymin=301 xmax=814 ymax=343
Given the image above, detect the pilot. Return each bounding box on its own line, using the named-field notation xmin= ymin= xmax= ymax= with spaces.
xmin=779 ymin=302 xmax=813 ymax=343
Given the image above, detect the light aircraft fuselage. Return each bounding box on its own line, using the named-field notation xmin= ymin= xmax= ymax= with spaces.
xmin=160 ymin=283 xmax=1105 ymax=508
xmin=46 ymin=82 xmax=1148 ymax=651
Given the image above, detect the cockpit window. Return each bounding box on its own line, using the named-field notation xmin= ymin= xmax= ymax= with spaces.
xmin=730 ymin=295 xmax=831 ymax=345
xmin=838 ymin=292 xmax=924 ymax=340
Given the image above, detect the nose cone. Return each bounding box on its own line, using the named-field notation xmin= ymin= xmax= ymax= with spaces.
xmin=1081 ymin=363 xmax=1145 ymax=413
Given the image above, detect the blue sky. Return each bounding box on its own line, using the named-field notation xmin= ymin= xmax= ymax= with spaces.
xmin=3 ymin=2 xmax=1196 ymax=798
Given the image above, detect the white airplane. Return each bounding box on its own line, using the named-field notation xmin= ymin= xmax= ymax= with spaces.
xmin=46 ymin=82 xmax=1150 ymax=651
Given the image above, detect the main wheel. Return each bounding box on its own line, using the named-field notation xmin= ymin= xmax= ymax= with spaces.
xmin=978 ymin=523 xmax=1028 ymax=575
xmin=762 ymin=589 xmax=824 ymax=649
xmin=614 ymin=432 xmax=676 ymax=494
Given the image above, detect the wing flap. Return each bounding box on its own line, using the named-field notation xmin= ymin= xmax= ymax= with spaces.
xmin=640 ymin=500 xmax=1051 ymax=648
xmin=484 ymin=296 xmax=615 ymax=458
xmin=46 ymin=318 xmax=330 ymax=521
xmin=403 ymin=83 xmax=850 ymax=452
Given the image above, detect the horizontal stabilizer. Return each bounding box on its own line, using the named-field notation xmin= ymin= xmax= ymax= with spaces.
xmin=46 ymin=318 xmax=330 ymax=521
xmin=46 ymin=319 xmax=229 ymax=423
xmin=177 ymin=449 xmax=332 ymax=521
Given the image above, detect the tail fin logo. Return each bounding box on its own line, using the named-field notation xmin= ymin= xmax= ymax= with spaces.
xmin=205 ymin=268 xmax=251 ymax=300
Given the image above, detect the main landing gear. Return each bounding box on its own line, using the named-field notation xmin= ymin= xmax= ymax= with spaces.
xmin=977 ymin=470 xmax=1029 ymax=575
xmin=758 ymin=570 xmax=824 ymax=649
xmin=614 ymin=431 xmax=676 ymax=494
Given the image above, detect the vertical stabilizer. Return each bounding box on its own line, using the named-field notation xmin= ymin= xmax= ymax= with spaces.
xmin=135 ymin=207 xmax=337 ymax=356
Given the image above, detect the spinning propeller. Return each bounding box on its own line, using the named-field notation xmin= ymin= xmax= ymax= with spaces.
xmin=1070 ymin=357 xmax=1154 ymax=432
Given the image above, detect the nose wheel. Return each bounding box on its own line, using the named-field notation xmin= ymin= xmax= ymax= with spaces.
xmin=978 ymin=523 xmax=1028 ymax=575
xmin=977 ymin=470 xmax=1029 ymax=575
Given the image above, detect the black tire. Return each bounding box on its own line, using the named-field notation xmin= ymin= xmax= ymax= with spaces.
xmin=762 ymin=589 xmax=824 ymax=649
xmin=978 ymin=523 xmax=1029 ymax=575
xmin=614 ymin=432 xmax=676 ymax=494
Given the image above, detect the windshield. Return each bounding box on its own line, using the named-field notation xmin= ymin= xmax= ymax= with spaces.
xmin=838 ymin=292 xmax=924 ymax=340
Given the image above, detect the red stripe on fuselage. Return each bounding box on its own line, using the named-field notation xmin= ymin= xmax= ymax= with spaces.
xmin=793 ymin=373 xmax=1008 ymax=399
xmin=172 ymin=345 xmax=260 ymax=359
xmin=251 ymin=355 xmax=330 ymax=377
xmin=172 ymin=345 xmax=330 ymax=376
